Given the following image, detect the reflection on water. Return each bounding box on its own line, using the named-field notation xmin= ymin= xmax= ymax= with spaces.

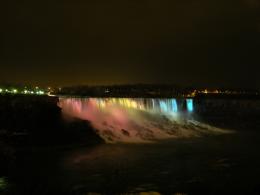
xmin=62 ymin=143 xmax=193 ymax=193
xmin=60 ymin=131 xmax=251 ymax=194
xmin=5 ymin=129 xmax=260 ymax=194
xmin=58 ymin=98 xmax=230 ymax=143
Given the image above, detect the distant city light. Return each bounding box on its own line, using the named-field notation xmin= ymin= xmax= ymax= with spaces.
xmin=0 ymin=86 xmax=47 ymax=95
xmin=36 ymin=90 xmax=45 ymax=95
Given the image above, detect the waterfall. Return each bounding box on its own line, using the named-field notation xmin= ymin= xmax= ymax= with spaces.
xmin=58 ymin=97 xmax=230 ymax=143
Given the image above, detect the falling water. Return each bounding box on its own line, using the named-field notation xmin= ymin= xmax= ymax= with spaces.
xmin=58 ymin=98 xmax=229 ymax=143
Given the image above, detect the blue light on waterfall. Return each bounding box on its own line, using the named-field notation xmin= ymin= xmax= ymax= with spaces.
xmin=159 ymin=101 xmax=168 ymax=112
xmin=171 ymin=99 xmax=178 ymax=112
xmin=186 ymin=99 xmax=194 ymax=112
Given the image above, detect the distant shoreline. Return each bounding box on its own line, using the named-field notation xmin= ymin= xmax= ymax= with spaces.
xmin=55 ymin=93 xmax=260 ymax=100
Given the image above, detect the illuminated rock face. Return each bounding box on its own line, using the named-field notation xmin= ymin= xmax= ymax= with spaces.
xmin=58 ymin=98 xmax=228 ymax=143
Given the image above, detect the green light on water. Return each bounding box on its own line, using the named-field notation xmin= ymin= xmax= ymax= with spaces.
xmin=0 ymin=177 xmax=7 ymax=190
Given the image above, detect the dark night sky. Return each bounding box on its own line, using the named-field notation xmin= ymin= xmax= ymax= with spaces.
xmin=0 ymin=0 xmax=259 ymax=88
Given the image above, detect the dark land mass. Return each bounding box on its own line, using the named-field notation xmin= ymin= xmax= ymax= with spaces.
xmin=56 ymin=84 xmax=186 ymax=98
xmin=0 ymin=94 xmax=103 ymax=146
xmin=56 ymin=84 xmax=260 ymax=98
xmin=0 ymin=95 xmax=103 ymax=178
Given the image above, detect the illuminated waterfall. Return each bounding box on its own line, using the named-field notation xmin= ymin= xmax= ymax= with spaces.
xmin=58 ymin=97 xmax=229 ymax=143
xmin=94 ymin=98 xmax=185 ymax=115
xmin=186 ymin=99 xmax=194 ymax=112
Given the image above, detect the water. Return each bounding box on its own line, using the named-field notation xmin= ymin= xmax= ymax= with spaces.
xmin=7 ymin=131 xmax=260 ymax=194
xmin=58 ymin=98 xmax=229 ymax=143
